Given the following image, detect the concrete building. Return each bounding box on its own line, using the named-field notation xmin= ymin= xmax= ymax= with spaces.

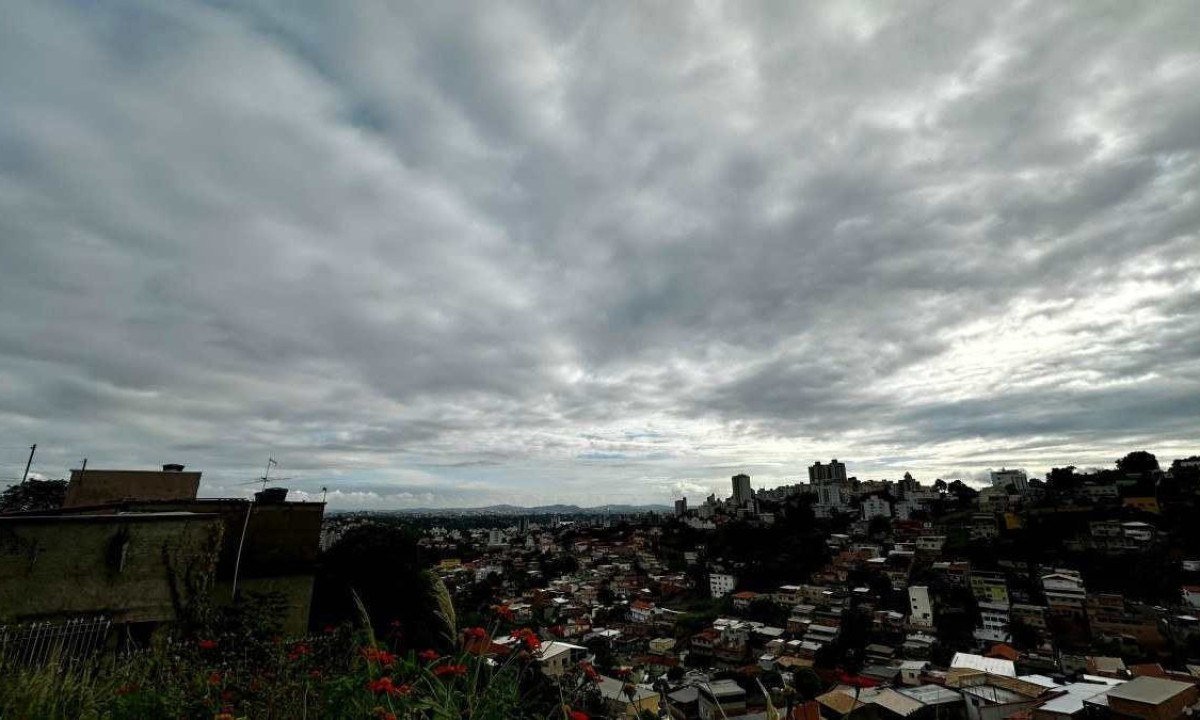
xmin=1042 ymin=571 xmax=1087 ymax=620
xmin=1097 ymin=675 xmax=1199 ymax=720
xmin=709 ymin=572 xmax=737 ymax=597
xmin=810 ymin=459 xmax=848 ymax=482
xmin=731 ymin=474 xmax=753 ymax=507
xmin=11 ymin=463 xmax=324 ymax=636
xmin=674 ymin=497 xmax=688 ymax=516
xmin=909 ymin=585 xmax=934 ymax=628
xmin=975 ymin=602 xmax=1012 ymax=643
xmin=64 ymin=464 xmax=202 ymax=507
xmin=0 ymin=511 xmax=223 ymax=644
xmin=970 ymin=572 xmax=1010 ymax=605
xmin=862 ymin=494 xmax=893 ymax=521
xmin=990 ymin=468 xmax=1029 ymax=494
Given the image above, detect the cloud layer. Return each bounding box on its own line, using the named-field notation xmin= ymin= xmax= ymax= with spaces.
xmin=1 ymin=1 xmax=1198 ymax=507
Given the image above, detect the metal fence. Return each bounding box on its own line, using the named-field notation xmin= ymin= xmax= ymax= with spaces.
xmin=0 ymin=616 xmax=112 ymax=667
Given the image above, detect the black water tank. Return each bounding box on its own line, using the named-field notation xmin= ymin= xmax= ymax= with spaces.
xmin=255 ymin=487 xmax=288 ymax=504
xmin=163 ymin=463 xmax=186 ymax=472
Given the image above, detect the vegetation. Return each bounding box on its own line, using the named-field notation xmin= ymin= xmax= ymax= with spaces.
xmin=0 ymin=478 xmax=67 ymax=513
xmin=0 ymin=625 xmax=577 ymax=719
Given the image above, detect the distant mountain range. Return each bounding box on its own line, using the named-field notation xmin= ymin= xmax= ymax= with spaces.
xmin=378 ymin=503 xmax=673 ymax=516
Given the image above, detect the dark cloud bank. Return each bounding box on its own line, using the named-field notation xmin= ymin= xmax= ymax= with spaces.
xmin=1 ymin=1 xmax=1197 ymax=507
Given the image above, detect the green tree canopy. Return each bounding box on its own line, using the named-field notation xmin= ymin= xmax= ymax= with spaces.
xmin=0 ymin=478 xmax=67 ymax=513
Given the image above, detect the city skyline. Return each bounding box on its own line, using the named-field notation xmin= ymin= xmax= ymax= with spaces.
xmin=2 ymin=1 xmax=1199 ymax=508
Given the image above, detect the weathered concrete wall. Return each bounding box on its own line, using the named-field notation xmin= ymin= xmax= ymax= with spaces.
xmin=212 ymin=575 xmax=316 ymax=636
xmin=0 ymin=514 xmax=222 ymax=624
xmin=64 ymin=469 xmax=202 ymax=507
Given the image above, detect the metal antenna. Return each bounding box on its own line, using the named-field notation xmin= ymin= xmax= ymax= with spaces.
xmin=233 ymin=456 xmax=275 ymax=601
xmin=260 ymin=456 xmax=277 ymax=492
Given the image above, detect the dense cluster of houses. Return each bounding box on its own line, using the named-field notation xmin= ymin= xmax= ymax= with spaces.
xmin=415 ymin=456 xmax=1200 ymax=719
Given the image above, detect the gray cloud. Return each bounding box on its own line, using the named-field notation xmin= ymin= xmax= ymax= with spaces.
xmin=0 ymin=0 xmax=1197 ymax=507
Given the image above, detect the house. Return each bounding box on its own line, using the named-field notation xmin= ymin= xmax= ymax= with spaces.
xmin=1086 ymin=594 xmax=1167 ymax=653
xmin=597 ymin=675 xmax=660 ymax=718
xmin=970 ymin=572 xmax=1010 ymax=605
xmin=898 ymin=685 xmax=966 ymax=720
xmin=628 ymin=599 xmax=655 ymax=624
xmin=1029 ymin=676 xmax=1124 ymax=720
xmin=948 ymin=672 xmax=1050 ymax=720
xmin=975 ymin=602 xmax=1012 ymax=644
xmin=699 ymin=679 xmax=748 ymax=720
xmin=1091 ymin=675 xmax=1199 ymax=720
xmin=951 ymin=652 xmax=1016 ymax=677
xmin=899 ymin=660 xmax=930 ymax=686
xmin=733 ymin=590 xmax=760 ymax=610
xmin=533 ymin=641 xmax=588 ymax=677
xmin=1042 ymin=571 xmax=1087 ymax=620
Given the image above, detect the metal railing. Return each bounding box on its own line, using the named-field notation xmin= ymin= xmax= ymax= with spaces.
xmin=0 ymin=616 xmax=112 ymax=667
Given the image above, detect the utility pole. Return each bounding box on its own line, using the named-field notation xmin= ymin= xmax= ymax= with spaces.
xmin=20 ymin=444 xmax=36 ymax=483
xmin=79 ymin=457 xmax=87 ymax=476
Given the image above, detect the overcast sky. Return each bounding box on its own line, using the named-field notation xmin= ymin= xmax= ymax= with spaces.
xmin=1 ymin=1 xmax=1198 ymax=508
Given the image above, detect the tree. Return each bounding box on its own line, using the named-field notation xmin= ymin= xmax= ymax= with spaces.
xmin=792 ymin=668 xmax=823 ymax=699
xmin=0 ymin=479 xmax=67 ymax=513
xmin=1117 ymin=451 xmax=1159 ymax=476
xmin=311 ymin=524 xmax=453 ymax=650
xmin=1046 ymin=466 xmax=1078 ymax=493
xmin=946 ymin=480 xmax=978 ymax=503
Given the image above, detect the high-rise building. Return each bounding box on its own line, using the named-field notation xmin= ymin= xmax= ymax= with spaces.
xmin=990 ymin=468 xmax=1028 ymax=493
xmin=674 ymin=497 xmax=688 ymax=516
xmin=731 ymin=474 xmax=753 ymax=506
xmin=808 ymin=459 xmax=847 ymax=483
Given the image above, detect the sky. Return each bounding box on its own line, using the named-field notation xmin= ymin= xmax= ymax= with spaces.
xmin=1 ymin=1 xmax=1198 ymax=509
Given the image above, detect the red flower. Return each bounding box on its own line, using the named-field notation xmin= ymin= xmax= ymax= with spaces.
xmin=207 ymin=671 xmax=222 ymax=686
xmin=360 ymin=647 xmax=397 ymax=667
xmin=198 ymin=639 xmax=218 ymax=651
xmin=511 ymin=628 xmax=541 ymax=652
xmin=432 ymin=663 xmax=468 ymax=678
xmin=287 ymin=642 xmax=311 ymax=661
xmin=418 ymin=649 xmax=439 ymax=662
xmin=579 ymin=661 xmax=601 ymax=683
xmin=492 ymin=604 xmax=515 ymax=622
xmin=568 ymin=711 xmax=590 ymax=720
xmin=366 ymin=677 xmax=411 ymax=697
xmin=463 ymin=627 xmax=488 ymax=641
xmin=373 ymin=708 xmax=398 ymax=720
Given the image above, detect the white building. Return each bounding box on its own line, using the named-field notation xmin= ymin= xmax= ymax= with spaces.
xmin=974 ymin=602 xmax=1012 ymax=643
xmin=709 ymin=573 xmax=737 ymax=597
xmin=990 ymin=468 xmax=1029 ymax=493
xmin=908 ymin=586 xmax=933 ymax=628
